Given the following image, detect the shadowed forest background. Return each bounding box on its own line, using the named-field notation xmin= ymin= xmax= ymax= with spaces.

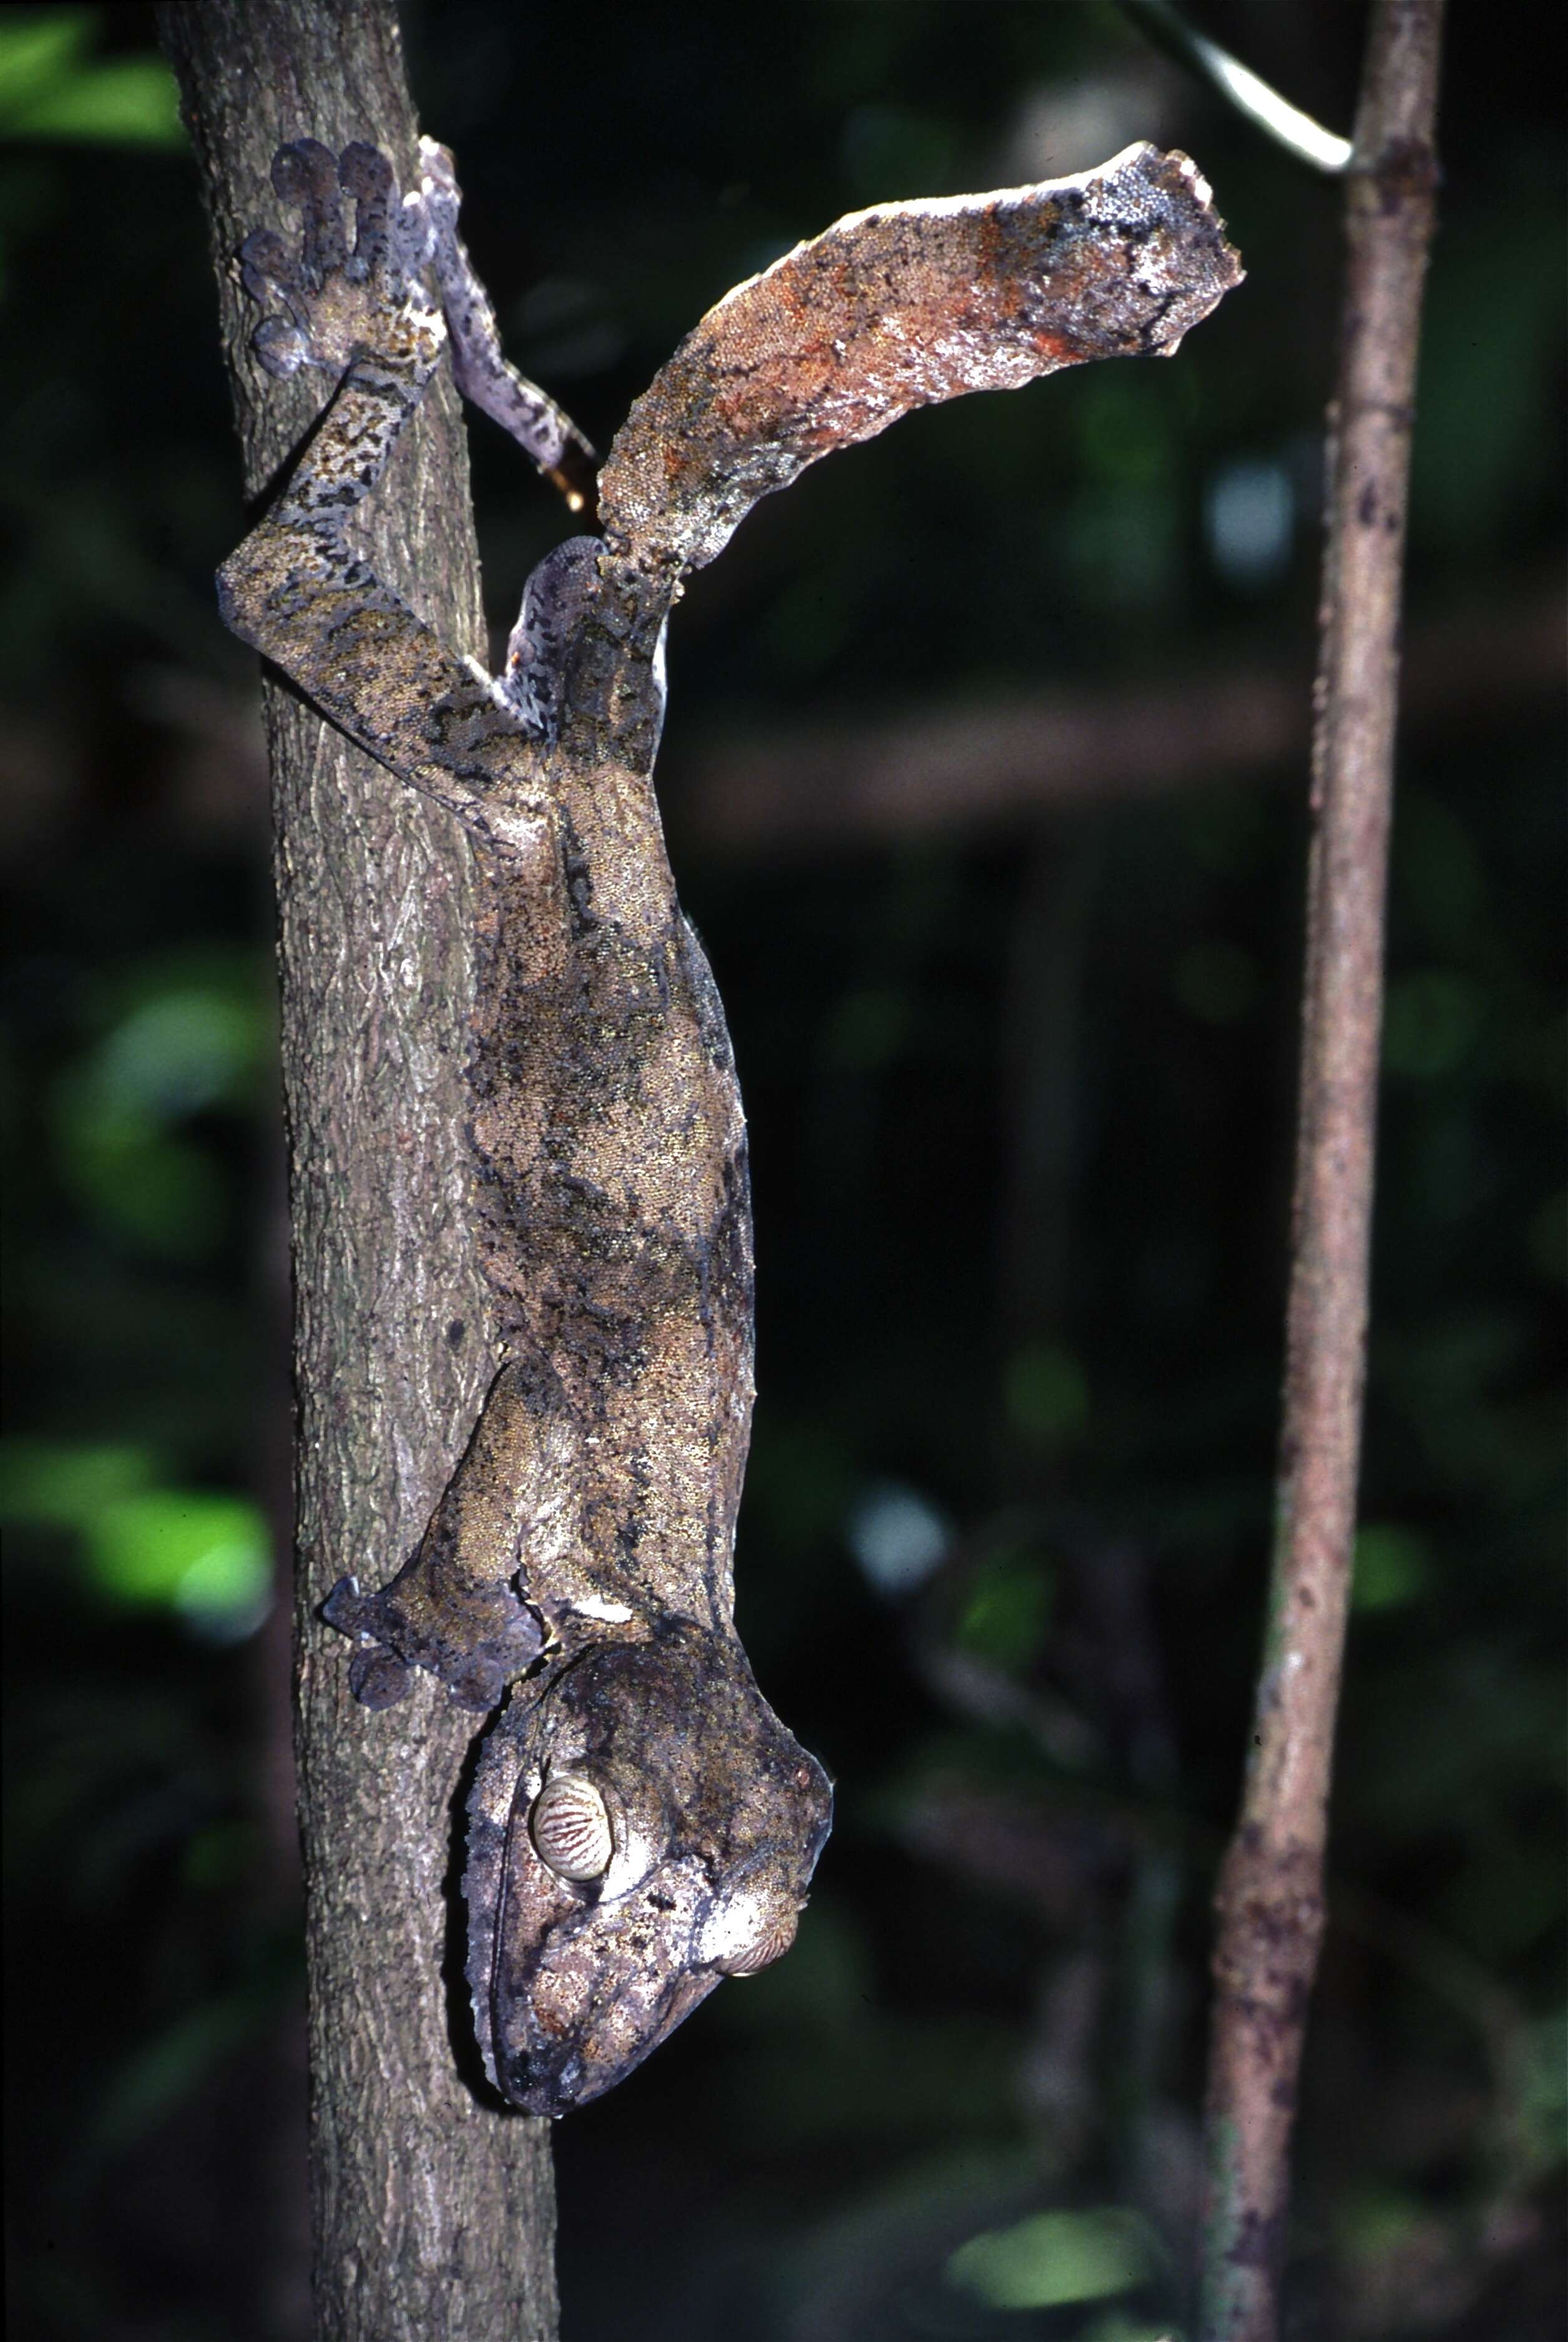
xmin=2 ymin=4 xmax=1563 ymax=2338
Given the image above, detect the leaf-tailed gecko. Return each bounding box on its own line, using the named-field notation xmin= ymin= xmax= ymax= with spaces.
xmin=218 ymin=135 xmax=1240 ymax=2115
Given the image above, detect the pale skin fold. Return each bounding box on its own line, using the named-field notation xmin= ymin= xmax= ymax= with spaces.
xmin=218 ymin=135 xmax=1240 ymax=2115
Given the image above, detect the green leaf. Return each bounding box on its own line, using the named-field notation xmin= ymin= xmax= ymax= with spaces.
xmin=94 ymin=985 xmax=266 ymax=1117
xmin=954 ymin=1544 xmax=1054 ymax=1672
xmin=947 ymin=2205 xmax=1157 ymax=2310
xmin=0 ymin=10 xmax=93 ymax=109
xmin=52 ymin=977 xmax=267 ymax=1258
xmin=85 ymin=1488 xmax=270 ymax=1629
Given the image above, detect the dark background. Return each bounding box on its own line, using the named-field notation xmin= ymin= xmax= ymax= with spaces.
xmin=2 ymin=5 xmax=1562 ymax=2338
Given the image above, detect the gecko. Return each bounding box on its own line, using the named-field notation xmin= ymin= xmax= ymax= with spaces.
xmin=218 ymin=135 xmax=1240 ymax=2117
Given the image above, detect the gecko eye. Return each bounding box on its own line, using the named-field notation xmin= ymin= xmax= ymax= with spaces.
xmin=715 ymin=1908 xmax=799 ymax=1977
xmin=529 ymin=1773 xmax=614 ymax=1881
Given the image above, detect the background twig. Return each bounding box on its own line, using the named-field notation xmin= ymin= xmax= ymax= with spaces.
xmin=1114 ymin=0 xmax=1351 ymax=172
xmin=1198 ymin=4 xmax=1446 ymax=2336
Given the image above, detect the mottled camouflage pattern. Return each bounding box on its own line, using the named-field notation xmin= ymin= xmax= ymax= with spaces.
xmin=218 ymin=137 xmax=1238 ymax=2112
xmin=600 ymin=142 xmax=1242 ymax=572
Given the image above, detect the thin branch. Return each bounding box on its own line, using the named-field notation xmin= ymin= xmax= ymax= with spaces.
xmin=906 ymin=1629 xmax=1524 ymax=2092
xmin=1115 ymin=0 xmax=1352 ymax=174
xmin=1198 ymin=4 xmax=1446 ymax=2338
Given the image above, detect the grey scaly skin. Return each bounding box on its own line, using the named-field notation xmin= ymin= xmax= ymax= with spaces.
xmin=220 ymin=136 xmax=1239 ymax=2114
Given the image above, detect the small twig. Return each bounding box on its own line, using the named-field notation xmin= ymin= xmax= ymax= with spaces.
xmin=1115 ymin=0 xmax=1352 ymax=174
xmin=907 ymin=1632 xmax=1524 ymax=2102
xmin=1198 ymin=6 xmax=1446 ymax=2339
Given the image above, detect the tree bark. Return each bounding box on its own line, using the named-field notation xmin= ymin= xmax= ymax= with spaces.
xmin=1198 ymin=5 xmax=1446 ymax=2338
xmin=157 ymin=5 xmax=557 ymax=2336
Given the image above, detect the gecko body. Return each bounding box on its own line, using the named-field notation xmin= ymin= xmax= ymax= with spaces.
xmin=220 ymin=135 xmax=1238 ymax=2113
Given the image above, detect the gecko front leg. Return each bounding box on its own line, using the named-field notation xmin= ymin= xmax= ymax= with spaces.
xmin=320 ymin=1361 xmax=572 ymax=1712
xmin=218 ymin=139 xmax=552 ymax=855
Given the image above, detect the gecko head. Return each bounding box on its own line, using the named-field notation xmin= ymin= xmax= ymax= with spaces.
xmin=467 ymin=1624 xmax=832 ymax=2116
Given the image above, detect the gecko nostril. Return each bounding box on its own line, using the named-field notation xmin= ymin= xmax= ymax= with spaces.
xmin=716 ymin=1908 xmax=798 ymax=1976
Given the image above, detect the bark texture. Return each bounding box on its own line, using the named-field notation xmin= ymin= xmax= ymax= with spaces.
xmin=157 ymin=4 xmax=557 ymax=2335
xmin=1198 ymin=6 xmax=1446 ymax=2338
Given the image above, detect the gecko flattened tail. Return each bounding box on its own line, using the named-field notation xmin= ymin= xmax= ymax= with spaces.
xmin=598 ymin=141 xmax=1242 ymax=576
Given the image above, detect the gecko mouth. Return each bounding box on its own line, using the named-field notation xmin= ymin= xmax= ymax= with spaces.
xmin=495 ymin=1948 xmax=719 ymax=2116
xmin=489 ymin=1873 xmax=725 ymax=2115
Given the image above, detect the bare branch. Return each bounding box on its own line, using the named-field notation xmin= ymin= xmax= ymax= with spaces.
xmin=1115 ymin=0 xmax=1352 ymax=173
xmin=1198 ymin=5 xmax=1446 ymax=2337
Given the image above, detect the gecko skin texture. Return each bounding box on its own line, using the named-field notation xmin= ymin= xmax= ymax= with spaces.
xmin=220 ymin=137 xmax=1240 ymax=2115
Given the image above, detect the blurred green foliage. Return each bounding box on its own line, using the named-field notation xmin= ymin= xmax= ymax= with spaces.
xmin=1 ymin=4 xmax=1562 ymax=2341
xmin=0 ymin=1437 xmax=270 ymax=1629
xmin=948 ymin=2207 xmax=1159 ymax=2312
xmin=0 ymin=11 xmax=182 ymax=148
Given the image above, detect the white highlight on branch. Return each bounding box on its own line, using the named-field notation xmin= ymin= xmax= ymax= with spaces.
xmin=1118 ymin=0 xmax=1353 ymax=175
xmin=1202 ymin=43 xmax=1353 ymax=174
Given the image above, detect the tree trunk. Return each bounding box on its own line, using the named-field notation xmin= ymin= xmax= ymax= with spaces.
xmin=158 ymin=5 xmax=558 ymax=2335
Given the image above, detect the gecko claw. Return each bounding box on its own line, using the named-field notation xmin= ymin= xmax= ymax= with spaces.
xmin=238 ymin=226 xmax=300 ymax=304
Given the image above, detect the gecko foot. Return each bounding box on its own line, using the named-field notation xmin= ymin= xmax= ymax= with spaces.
xmin=238 ymin=139 xmax=444 ymax=383
xmin=321 ymin=1570 xmax=544 ymax=1715
xmin=347 ymin=1644 xmax=414 ymax=1710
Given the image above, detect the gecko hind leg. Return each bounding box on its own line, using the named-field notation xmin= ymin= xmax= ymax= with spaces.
xmin=411 ymin=137 xmax=598 ymax=516
xmin=219 ymin=143 xmax=552 ymax=842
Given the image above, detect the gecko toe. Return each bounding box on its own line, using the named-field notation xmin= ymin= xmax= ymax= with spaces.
xmin=272 ymin=137 xmax=348 ymax=284
xmin=252 ymin=313 xmax=311 ymax=379
xmin=348 ymin=1646 xmax=413 ymax=1708
xmin=448 ymin=1654 xmax=506 ymax=1712
xmin=238 ymin=227 xmax=299 ymax=304
xmin=339 ymin=142 xmax=395 ymax=285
